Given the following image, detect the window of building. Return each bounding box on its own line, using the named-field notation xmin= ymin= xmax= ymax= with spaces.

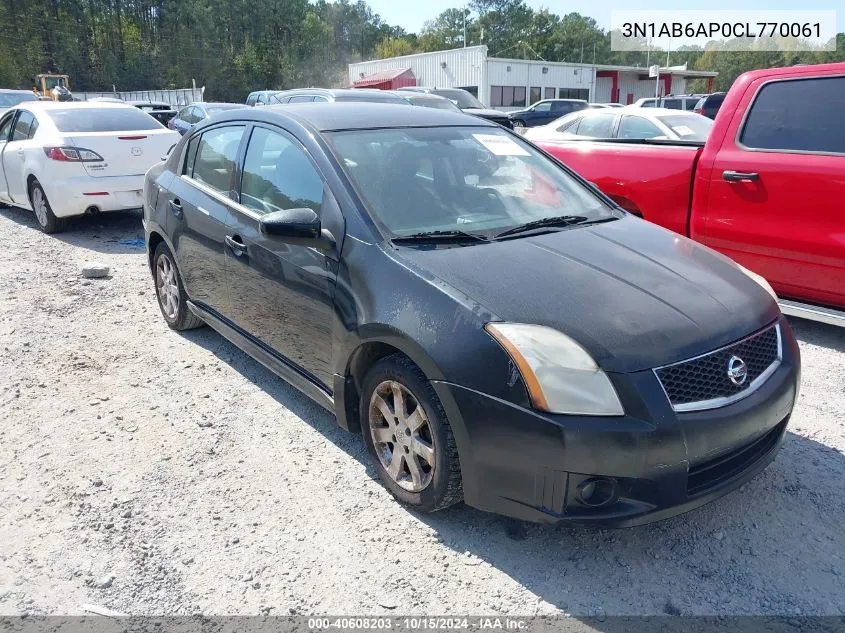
xmin=530 ymin=87 xmax=541 ymax=105
xmin=490 ymin=86 xmax=504 ymax=107
xmin=544 ymin=87 xmax=555 ymax=99
xmin=491 ymin=86 xmax=527 ymax=108
xmin=558 ymin=88 xmax=590 ymax=101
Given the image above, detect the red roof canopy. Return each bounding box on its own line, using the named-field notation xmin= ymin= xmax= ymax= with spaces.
xmin=353 ymin=68 xmax=416 ymax=89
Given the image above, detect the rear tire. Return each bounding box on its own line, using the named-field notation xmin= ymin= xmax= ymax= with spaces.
xmin=360 ymin=354 xmax=463 ymax=513
xmin=29 ymin=180 xmax=65 ymax=234
xmin=152 ymin=242 xmax=204 ymax=331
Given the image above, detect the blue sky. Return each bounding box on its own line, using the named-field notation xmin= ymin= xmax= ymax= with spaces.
xmin=365 ymin=1 xmax=842 ymax=35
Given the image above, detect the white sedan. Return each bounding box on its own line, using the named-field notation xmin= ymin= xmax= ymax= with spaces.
xmin=524 ymin=106 xmax=713 ymax=144
xmin=0 ymin=102 xmax=178 ymax=233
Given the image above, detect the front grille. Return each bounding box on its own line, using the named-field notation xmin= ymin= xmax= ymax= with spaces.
xmin=655 ymin=324 xmax=781 ymax=411
xmin=687 ymin=419 xmax=787 ymax=496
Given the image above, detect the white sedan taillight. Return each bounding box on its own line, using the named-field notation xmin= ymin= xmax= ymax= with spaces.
xmin=43 ymin=146 xmax=104 ymax=162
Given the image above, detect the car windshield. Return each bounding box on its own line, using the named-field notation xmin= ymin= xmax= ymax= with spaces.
xmin=47 ymin=107 xmax=163 ymax=132
xmin=432 ymin=89 xmax=484 ymax=109
xmin=0 ymin=93 xmax=37 ymax=107
xmin=326 ymin=126 xmax=616 ymax=238
xmin=656 ymin=114 xmax=713 ymax=141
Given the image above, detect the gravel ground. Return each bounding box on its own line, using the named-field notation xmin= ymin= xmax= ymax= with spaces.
xmin=1 ymin=206 xmax=844 ymax=619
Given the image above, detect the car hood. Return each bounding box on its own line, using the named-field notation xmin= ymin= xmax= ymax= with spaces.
xmin=394 ymin=217 xmax=779 ymax=373
xmin=461 ymin=107 xmax=509 ymax=119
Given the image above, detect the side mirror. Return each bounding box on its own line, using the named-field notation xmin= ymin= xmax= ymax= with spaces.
xmin=259 ymin=208 xmax=335 ymax=251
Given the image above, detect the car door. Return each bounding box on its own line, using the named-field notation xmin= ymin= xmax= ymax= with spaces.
xmin=0 ymin=111 xmax=16 ymax=202
xmin=165 ymin=124 xmax=246 ymax=310
xmin=223 ymin=124 xmax=342 ymax=388
xmin=698 ymin=74 xmax=845 ymax=308
xmin=3 ymin=110 xmax=39 ymax=203
xmin=529 ymin=101 xmax=553 ymax=125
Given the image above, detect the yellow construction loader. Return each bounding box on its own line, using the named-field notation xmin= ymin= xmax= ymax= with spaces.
xmin=35 ymin=73 xmax=73 ymax=101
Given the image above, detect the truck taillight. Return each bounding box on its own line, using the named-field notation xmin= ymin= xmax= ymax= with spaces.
xmin=44 ymin=146 xmax=104 ymax=162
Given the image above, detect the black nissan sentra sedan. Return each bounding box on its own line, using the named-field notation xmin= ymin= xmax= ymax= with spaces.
xmin=143 ymin=103 xmax=800 ymax=526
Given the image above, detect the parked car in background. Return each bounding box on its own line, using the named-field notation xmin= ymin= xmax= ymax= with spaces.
xmin=525 ymin=107 xmax=713 ymax=143
xmin=129 ymin=101 xmax=177 ymax=126
xmin=633 ymin=95 xmax=706 ymax=111
xmin=588 ymin=103 xmax=624 ymax=109
xmin=507 ymin=99 xmax=589 ymax=128
xmin=269 ymin=88 xmax=408 ymax=105
xmin=388 ymin=91 xmax=461 ymax=111
xmin=536 ymin=62 xmax=845 ymax=326
xmin=170 ymin=102 xmax=247 ymax=135
xmin=144 ymin=102 xmax=798 ymax=526
xmin=397 ymin=87 xmax=512 ymax=128
xmin=0 ymin=89 xmax=38 ymax=116
xmin=0 ymin=102 xmax=178 ymax=233
xmin=693 ymin=92 xmax=726 ymax=119
xmin=245 ymin=90 xmax=283 ymax=107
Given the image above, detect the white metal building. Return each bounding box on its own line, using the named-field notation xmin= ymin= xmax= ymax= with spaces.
xmin=348 ymin=45 xmax=717 ymax=110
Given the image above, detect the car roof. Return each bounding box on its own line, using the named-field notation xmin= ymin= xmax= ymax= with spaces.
xmin=617 ymin=106 xmax=698 ymax=117
xmin=202 ymin=102 xmax=246 ymax=107
xmin=216 ymin=102 xmax=494 ymax=132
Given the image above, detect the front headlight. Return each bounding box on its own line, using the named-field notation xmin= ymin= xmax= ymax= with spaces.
xmin=485 ymin=323 xmax=624 ymax=416
xmin=736 ymin=263 xmax=777 ymax=300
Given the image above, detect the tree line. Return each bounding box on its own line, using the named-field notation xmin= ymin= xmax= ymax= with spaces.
xmin=1 ymin=0 xmax=843 ymax=102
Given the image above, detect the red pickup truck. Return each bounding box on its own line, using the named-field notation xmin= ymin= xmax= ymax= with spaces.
xmin=537 ymin=62 xmax=845 ymax=327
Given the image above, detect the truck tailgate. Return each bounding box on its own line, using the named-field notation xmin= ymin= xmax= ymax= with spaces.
xmin=538 ymin=140 xmax=703 ymax=236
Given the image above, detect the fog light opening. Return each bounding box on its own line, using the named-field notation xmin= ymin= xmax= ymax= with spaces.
xmin=576 ymin=477 xmax=617 ymax=508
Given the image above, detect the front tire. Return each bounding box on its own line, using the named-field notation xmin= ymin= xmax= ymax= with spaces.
xmin=153 ymin=243 xmax=204 ymax=331
xmin=512 ymin=119 xmax=525 ymax=129
xmin=360 ymin=354 xmax=463 ymax=513
xmin=29 ymin=180 xmax=65 ymax=234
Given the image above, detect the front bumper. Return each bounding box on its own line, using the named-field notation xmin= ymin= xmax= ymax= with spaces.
xmin=432 ymin=317 xmax=800 ymax=527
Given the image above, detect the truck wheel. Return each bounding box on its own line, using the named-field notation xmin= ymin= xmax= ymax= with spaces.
xmin=29 ymin=180 xmax=65 ymax=234
xmin=361 ymin=354 xmax=463 ymax=513
xmin=153 ymin=242 xmax=204 ymax=331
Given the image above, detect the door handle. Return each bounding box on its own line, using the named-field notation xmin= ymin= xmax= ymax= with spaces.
xmin=723 ymin=170 xmax=760 ymax=183
xmin=168 ymin=198 xmax=183 ymax=218
xmin=225 ymin=235 xmax=247 ymax=257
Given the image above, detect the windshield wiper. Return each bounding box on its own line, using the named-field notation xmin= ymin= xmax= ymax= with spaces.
xmin=391 ymin=230 xmax=489 ymax=245
xmin=493 ymin=215 xmax=591 ymax=239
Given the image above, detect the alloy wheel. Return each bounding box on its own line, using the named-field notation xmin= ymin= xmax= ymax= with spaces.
xmin=369 ymin=380 xmax=436 ymax=492
xmin=32 ymin=187 xmax=48 ymax=227
xmin=156 ymin=254 xmax=180 ymax=320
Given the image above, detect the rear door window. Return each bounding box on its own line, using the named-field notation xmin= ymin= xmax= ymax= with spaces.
xmin=47 ymin=107 xmax=162 ymax=132
xmin=662 ymin=99 xmax=683 ymax=110
xmin=617 ymin=115 xmax=663 ymax=139
xmin=288 ymin=95 xmax=315 ymax=103
xmin=740 ymin=77 xmax=845 ymax=154
xmin=191 ymin=126 xmax=245 ymax=194
xmin=574 ymin=113 xmax=616 ymax=138
xmin=11 ymin=111 xmax=35 ymax=141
